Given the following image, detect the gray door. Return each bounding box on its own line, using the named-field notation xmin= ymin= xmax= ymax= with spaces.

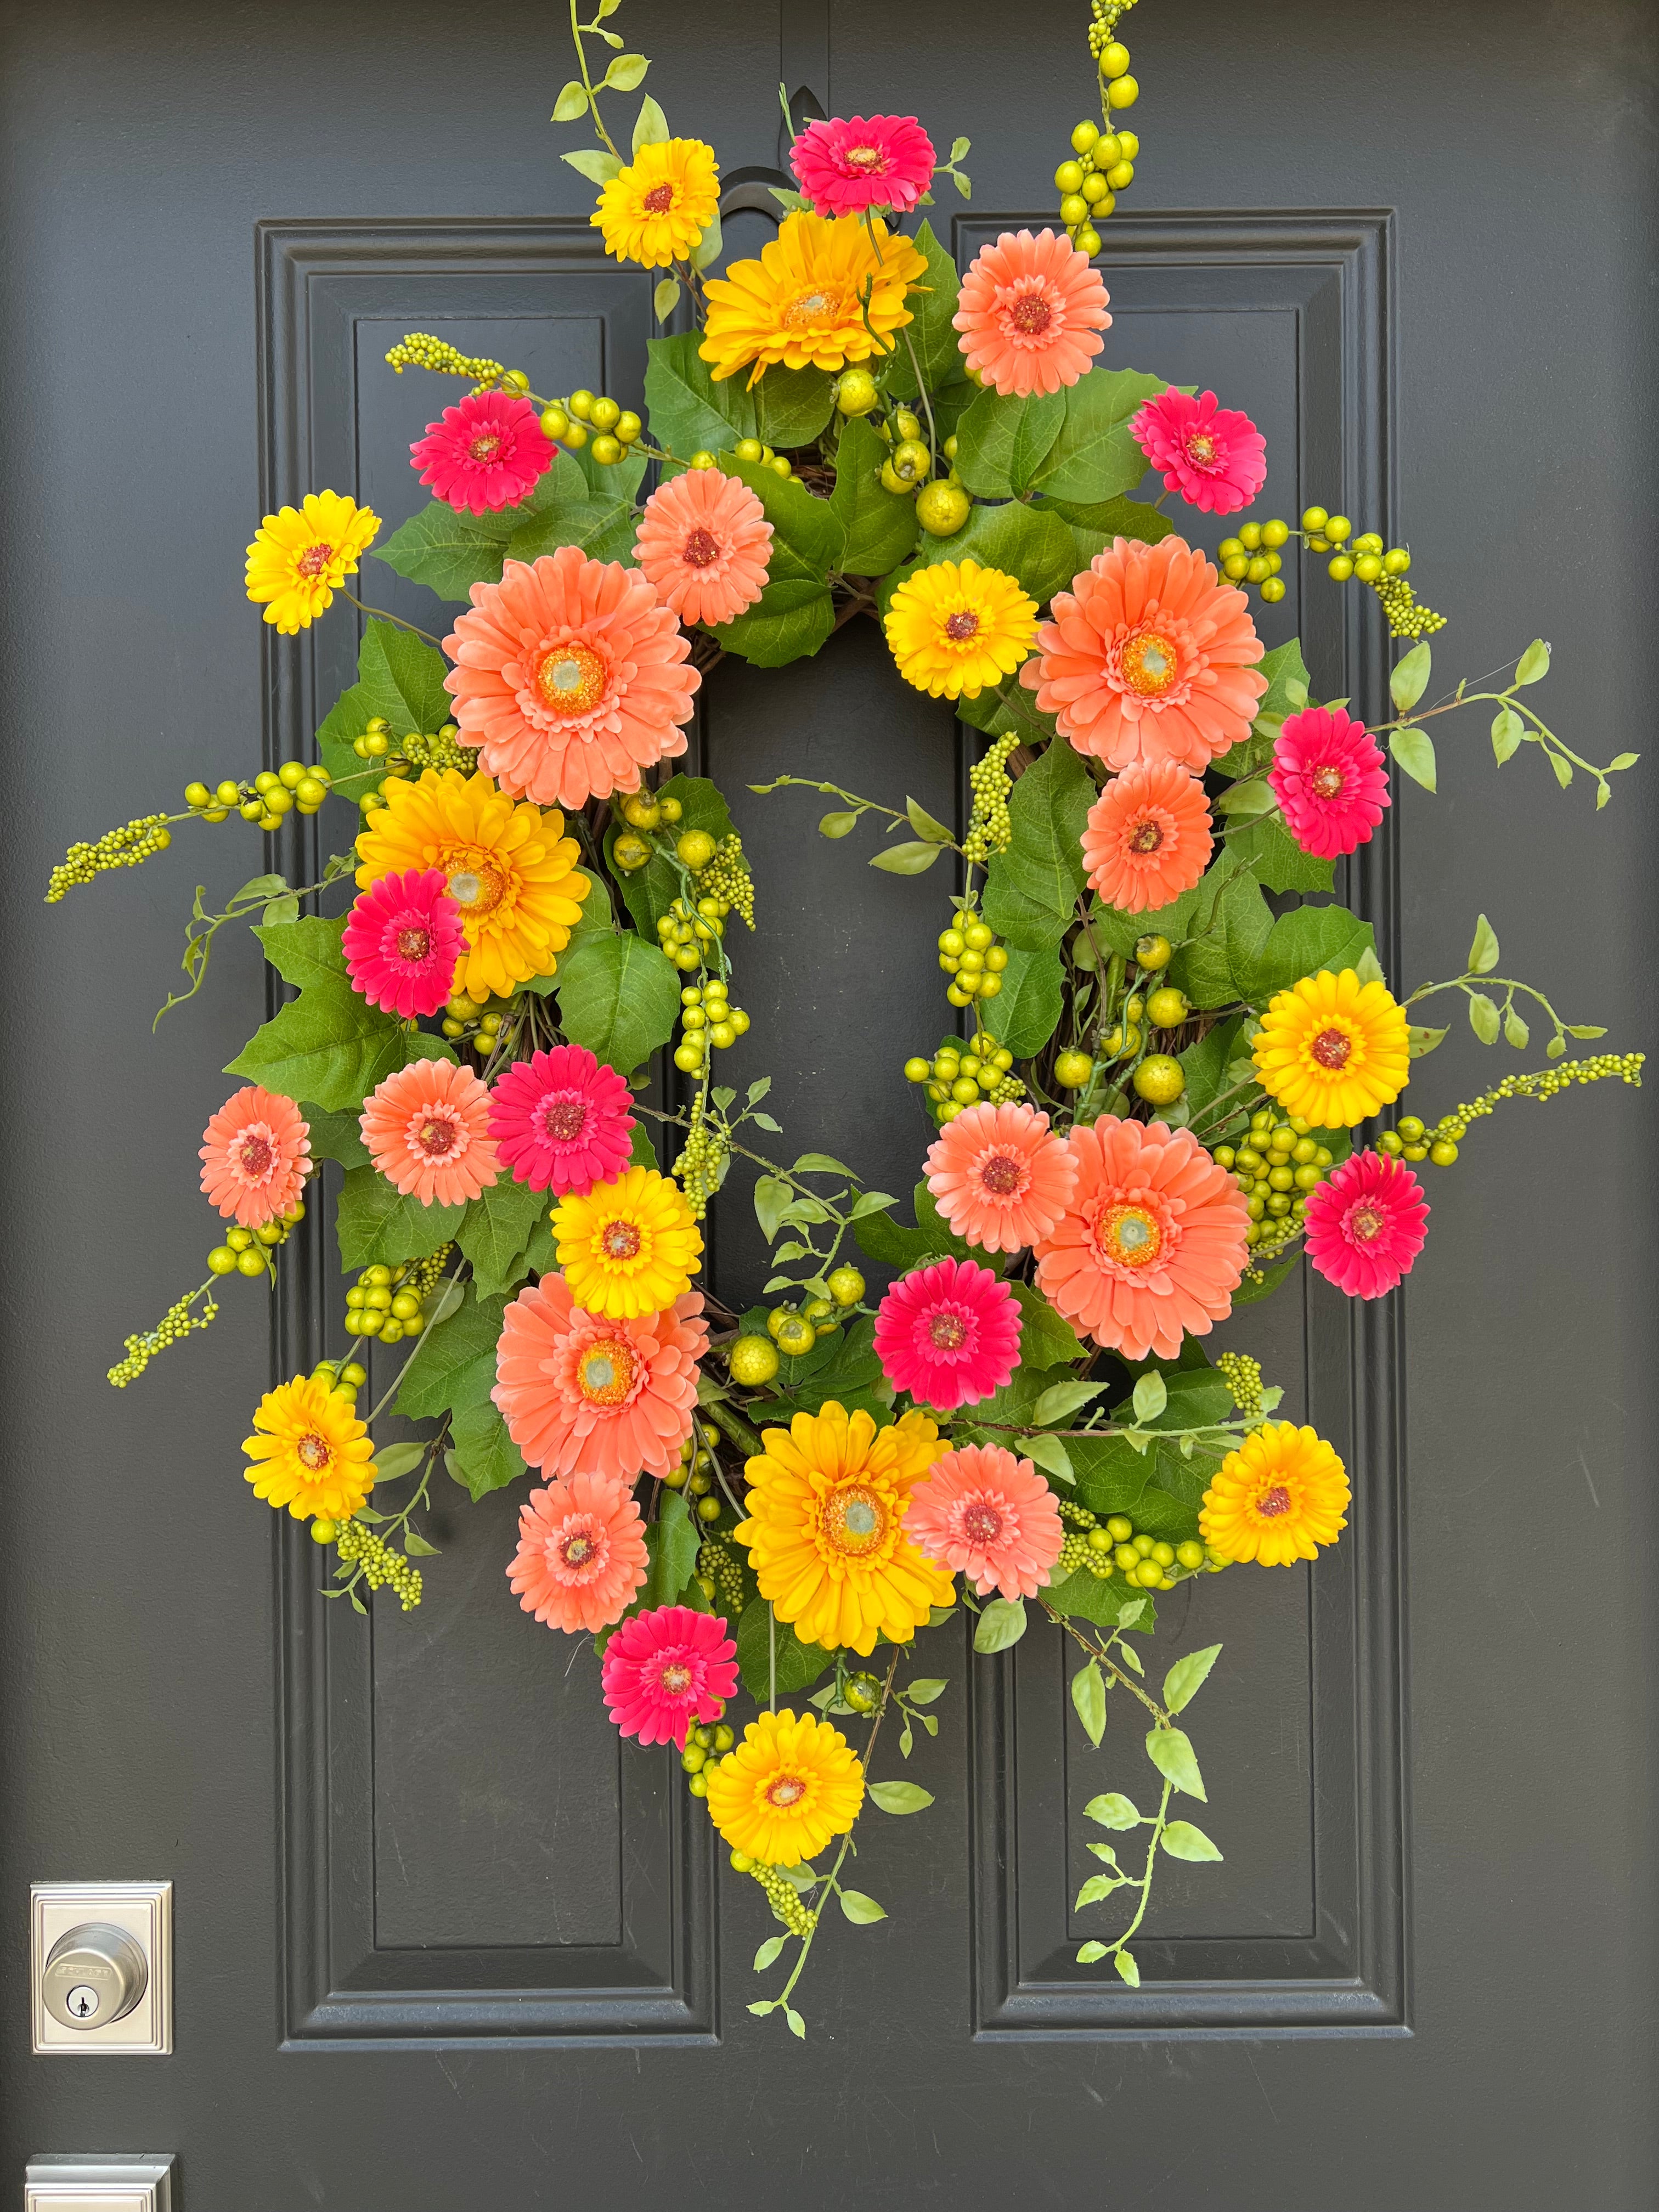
xmin=3 ymin=2 xmax=1654 ymax=2205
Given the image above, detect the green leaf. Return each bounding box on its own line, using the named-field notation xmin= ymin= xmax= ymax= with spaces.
xmin=707 ymin=458 xmax=845 ymax=668
xmin=1076 ymin=1940 xmax=1109 ymax=1963
xmin=402 ymin=1528 xmax=441 ymax=1558
xmin=602 ymin=774 xmax=733 ymax=938
xmin=1162 ymin=1643 xmax=1221 ymax=1714
xmin=1131 ymin=1371 xmax=1167 ymax=1424
xmin=1032 ymin=1379 xmax=1106 ymax=1427
xmin=1024 ymin=1433 xmax=1075 ymax=1485
xmin=753 ymin=1934 xmax=786 ymax=1971
xmin=457 ymin=1177 xmax=549 ymax=1299
xmin=504 ymin=450 xmax=641 ymax=567
xmin=898 ymin=497 xmax=1081 ymax=610
xmin=1468 ymin=912 xmax=1500 ymax=974
xmin=1009 ymin=1280 xmax=1085 ymax=1369
xmin=1145 ymin=1725 xmax=1206 ymax=1801
xmin=754 ymin=366 xmax=838 ymax=451
xmin=973 ymin=1595 xmax=1028 ymax=1653
xmin=373 ymin=1440 xmax=428 ymax=1481
xmin=1028 ymin=366 xmax=1167 ymax=505
xmin=819 ymin=809 xmax=859 ymax=839
xmin=1210 ymin=636 xmax=1313 ymax=780
xmin=1047 ymin=1571 xmax=1156 ymax=1632
xmin=713 ymin=576 xmax=837 ymax=667
xmin=253 ymin=912 xmax=347 ymax=992
xmin=870 ymin=839 xmax=945 ymax=875
xmin=1468 ymin=991 xmax=1500 ymax=1044
xmin=449 ymin=1395 xmax=528 ymax=1500
xmin=989 ymin=941 xmax=1064 ymax=1056
xmin=396 ymin=1283 xmax=506 ymax=1420
xmin=227 ymin=977 xmax=451 ymax=1114
xmin=868 ymin=1780 xmax=934 ymax=1814
xmin=317 ymin=619 xmax=460 ymax=779
xmin=335 ymin=1164 xmax=467 ymax=1270
xmin=555 ymin=930 xmax=680 ymax=1073
xmin=1161 ymin=1819 xmax=1224 ymax=1862
xmin=1515 ymin=637 xmax=1551 ymax=686
xmin=1550 ymin=750 xmax=1574 ymax=791
xmin=735 ymin=1598 xmax=834 ymax=1701
xmin=1070 ymin=1659 xmax=1107 ymax=1747
xmin=1244 ymin=902 xmax=1375 ymax=1001
xmin=1074 ymin=1874 xmax=1116 ymax=1909
xmin=838 ymin=1889 xmax=888 ymax=1925
xmin=981 ymin=738 xmax=1094 ymax=951
xmin=1566 ymin=1023 xmax=1609 ymax=1039
xmin=905 ymin=794 xmax=955 ymax=844
xmin=1491 ymin=706 xmax=1524 ymax=764
xmin=1389 ymin=641 xmax=1432 ymax=712
xmin=884 ymin=219 xmax=963 ymax=398
xmin=636 ymin=1490 xmax=701 ymax=1611
xmin=552 ymin=78 xmax=589 ymax=121
xmin=830 ymin=416 xmax=919 ymax=576
xmin=1408 ymin=1023 xmax=1448 ymax=1058
xmin=1035 ymin=490 xmax=1170 ymax=572
xmin=722 ymin=453 xmax=845 ymax=572
xmin=785 ymin=2006 xmax=806 ymax=2039
xmin=644 ymin=330 xmax=757 ymax=462
xmin=752 ymin=1175 xmax=792 ymax=1242
xmin=1085 ymin=1792 xmax=1141 ymax=1830
xmin=653 ymin=276 xmax=681 ymax=323
xmin=1224 ymin=813 xmax=1335 ymax=896
xmin=1389 ymin=726 xmax=1437 ymax=793
xmin=1114 ymin=1949 xmax=1140 ymax=1988
xmin=374 ymin=498 xmax=515 ymax=603
xmin=954 ymin=387 xmax=1065 ymax=499
xmin=302 ymin=1103 xmax=370 ymax=1169
xmin=603 ymin=51 xmax=649 ymax=89
xmin=744 ymin=1315 xmax=886 ymax=1421
xmin=691 ymin=211 xmax=723 ymax=273
xmin=631 ymin=92 xmax=669 ymax=149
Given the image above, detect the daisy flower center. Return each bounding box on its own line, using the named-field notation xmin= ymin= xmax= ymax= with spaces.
xmin=1311 ymin=763 xmax=1347 ymax=799
xmin=414 ymin=1111 xmax=463 ymax=1159
xmin=235 ymin=1130 xmax=275 ymax=1181
xmin=1095 ymin=1200 xmax=1164 ymax=1269
xmin=468 ymin=433 xmax=503 ymax=464
xmin=601 ymin=1220 xmax=644 ymax=1260
xmin=641 ymin=182 xmax=677 ymax=212
xmin=844 ymin=143 xmax=885 ymax=172
xmin=657 ymin=1660 xmax=694 ymax=1695
xmin=559 ymin=1530 xmax=599 ymax=1570
xmin=445 ymin=854 xmax=510 ymax=919
xmin=295 ymin=541 xmax=335 ymax=578
xmin=977 ymin=1151 xmax=1026 ymax=1197
xmin=927 ymin=1309 xmax=970 ymax=1352
xmin=394 ymin=924 xmax=432 ymax=961
xmin=960 ymin=1498 xmax=1003 ymax=1545
xmin=1009 ymin=292 xmax=1054 ymax=337
xmin=1127 ymin=815 xmax=1165 ymax=854
xmin=682 ymin=526 xmax=721 ymax=569
xmin=1120 ymin=629 xmax=1180 ymax=697
xmin=536 ymin=640 xmax=609 ymax=716
xmin=1346 ymin=1201 xmax=1386 ymax=1245
xmin=296 ymin=1432 xmax=332 ymax=1471
xmin=1256 ymin=1485 xmax=1293 ymax=1519
xmin=1311 ymin=1026 xmax=1354 ymax=1070
xmin=765 ymin=1773 xmax=808 ymax=1808
xmin=578 ymin=1339 xmax=637 ymax=1406
xmin=783 ymin=286 xmax=843 ymax=329
xmin=1182 ymin=430 xmax=1218 ymax=467
xmin=823 ymin=1483 xmax=888 ymax=1557
xmin=540 ymin=1095 xmax=589 ymax=1143
xmin=945 ymin=610 xmax=981 ymax=642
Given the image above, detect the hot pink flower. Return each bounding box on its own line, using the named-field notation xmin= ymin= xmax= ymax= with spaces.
xmin=1130 ymin=388 xmax=1267 ymax=516
xmin=342 ymin=867 xmax=465 ymax=1018
xmin=601 ymin=1604 xmax=740 ymax=1748
xmin=508 ymin=1470 xmax=650 ymax=1635
xmin=199 ymin=1085 xmax=311 ymax=1228
xmin=489 ymin=1043 xmax=635 ymax=1195
xmin=790 ymin=113 xmax=936 ymax=218
xmin=410 ymin=389 xmax=556 ymax=516
xmin=1302 ymin=1149 xmax=1429 ymax=1299
xmin=1268 ymin=706 xmax=1392 ymax=860
xmin=872 ymin=1257 xmax=1022 ymax=1413
xmin=904 ymin=1444 xmax=1065 ymax=1602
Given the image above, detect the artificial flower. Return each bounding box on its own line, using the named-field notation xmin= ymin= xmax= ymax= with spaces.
xmin=633 ymin=468 xmax=773 ymax=628
xmin=1033 ymin=1115 xmax=1250 ymax=1359
xmin=699 ymin=210 xmax=927 ymax=386
xmin=242 ymin=1373 xmax=376 ymax=1522
xmin=952 ymin=228 xmax=1111 ymax=396
xmin=359 ymin=1057 xmax=500 ymax=1207
xmin=1130 ymin=388 xmax=1267 ymax=516
xmin=1253 ymin=968 xmax=1411 ymax=1127
xmin=508 ymin=1470 xmax=650 ymax=1634
xmin=592 ymin=137 xmax=720 ymax=269
xmin=443 ymin=548 xmax=699 ymax=809
xmin=1303 ymin=1149 xmax=1429 ymax=1299
xmin=884 ymin=560 xmax=1039 ymax=699
xmin=1199 ymin=1421 xmax=1350 ymax=1567
xmin=244 ymin=490 xmax=379 ymax=634
xmin=923 ymin=1099 xmax=1079 ymax=1254
xmin=409 ymin=390 xmax=556 ymax=516
xmin=1081 ymin=759 xmax=1215 ymax=913
xmin=1020 ymin=535 xmax=1268 ymax=771
xmin=551 ymin=1165 xmax=703 ymax=1319
xmin=1268 ymin=706 xmax=1392 ymax=860
xmin=493 ymin=1277 xmax=706 ymax=1484
xmin=789 ymin=113 xmax=935 ymax=218
xmin=705 ymin=1708 xmax=866 ymax=1867
xmin=736 ymin=1402 xmax=952 ymax=1657
xmin=341 ymin=866 xmax=465 ymax=1018
xmin=601 ymin=1604 xmax=740 ymax=1750
xmin=488 ymin=1043 xmax=635 ymax=1195
xmin=199 ymin=1084 xmax=311 ymax=1228
xmin=355 ymin=766 xmax=589 ymax=1002
xmin=872 ymin=1257 xmax=1023 ymax=1412
xmin=904 ymin=1444 xmax=1065 ymax=1602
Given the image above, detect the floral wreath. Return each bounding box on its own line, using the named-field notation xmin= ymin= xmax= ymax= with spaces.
xmin=64 ymin=0 xmax=1641 ymax=2034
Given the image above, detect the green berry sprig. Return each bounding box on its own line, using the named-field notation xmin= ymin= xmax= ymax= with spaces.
xmin=963 ymin=732 xmax=1018 ymax=865
xmin=1215 ymin=509 xmax=1444 ymax=638
xmin=47 ymin=815 xmax=174 ymax=901
xmin=1054 ymin=1496 xmax=1220 ymax=1592
xmin=386 ymin=331 xmax=507 ymax=386
xmin=696 ymin=833 xmax=757 ymax=930
xmin=343 ymin=1252 xmax=449 ymax=1343
xmin=1377 ymin=1052 xmax=1645 ymax=1165
xmin=695 ymin=1533 xmax=747 ymax=1616
xmin=904 ymin=1031 xmax=1023 ymax=1125
xmin=1210 ymin=1106 xmax=1335 ymax=1249
xmin=108 ymin=1282 xmax=219 ymax=1387
xmin=335 ymin=1517 xmax=424 ymax=1610
xmin=673 ymin=1093 xmax=730 ymax=1218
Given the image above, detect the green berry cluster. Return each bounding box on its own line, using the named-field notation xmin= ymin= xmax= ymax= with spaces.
xmin=1372 ymin=573 xmax=1444 ymax=641
xmin=674 ymin=974 xmax=751 ymax=1077
xmin=206 ymin=1198 xmax=308 ymax=1281
xmin=739 ymin=1858 xmax=819 ymax=1936
xmin=179 ymin=761 xmax=334 ymax=832
xmin=938 ymin=905 xmax=1011 ymax=1009
xmin=696 ymin=833 xmax=757 ymax=930
xmin=963 ymin=733 xmax=1019 ymax=865
xmin=905 ymin=1031 xmax=1022 ymax=1125
xmin=695 ymin=1534 xmax=746 ymax=1616
xmin=108 ymin=1284 xmax=219 ymax=1387
xmin=352 ymin=714 xmax=470 ymax=775
xmin=1378 ymin=1053 xmax=1645 ymax=1163
xmin=1052 ymin=1497 xmax=1219 ymax=1592
xmin=335 ymin=1517 xmax=424 ymax=1610
xmin=47 ymin=815 xmax=173 ymax=902
xmin=344 ymin=1257 xmax=438 ymax=1342
xmin=1054 ymin=108 xmax=1140 ymax=259
xmin=673 ymin=1095 xmax=730 ymax=1220
xmin=763 ymin=1284 xmax=852 ymax=1362
xmin=1216 ymin=1351 xmax=1265 ymax=1421
xmin=1217 ymin=517 xmax=1291 ymax=606
xmin=543 ymin=388 xmax=644 ymax=468
xmin=1211 ymin=1105 xmax=1334 ymax=1248
xmin=1301 ymin=507 xmax=1445 ymax=637
xmin=440 ymin=988 xmax=519 ymax=1050
xmin=386 ymin=331 xmax=506 ymax=386
xmin=680 ymin=1712 xmax=737 ymax=1798
xmin=653 ymin=891 xmax=735 ymax=972
xmin=669 ymin=1434 xmax=720 ymax=1498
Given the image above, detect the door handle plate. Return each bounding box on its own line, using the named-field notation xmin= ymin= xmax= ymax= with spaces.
xmin=30 ymin=1884 xmax=172 ymax=2056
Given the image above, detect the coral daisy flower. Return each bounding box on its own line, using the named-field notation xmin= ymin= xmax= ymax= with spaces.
xmin=706 ymin=1708 xmax=866 ymax=1867
xmin=493 ymin=1276 xmax=707 ymax=1485
xmin=872 ymin=1257 xmax=1023 ymax=1413
xmin=634 ymin=469 xmax=774 ymax=628
xmin=952 ymin=229 xmax=1111 ymax=397
xmin=884 ymin=560 xmax=1039 ymax=699
xmin=489 ymin=1043 xmax=635 ymax=1196
xmin=1268 ymin=706 xmax=1392 ymax=860
xmin=736 ymin=1402 xmax=952 ymax=1656
xmin=242 ymin=1373 xmax=377 ymax=1522
xmin=356 ymin=768 xmax=590 ymax=1002
xmin=592 ymin=138 xmax=721 ymax=269
xmin=924 ymin=1099 xmax=1079 ymax=1254
xmin=342 ymin=866 xmax=465 ymax=1018
xmin=1130 ymin=389 xmax=1267 ymax=517
xmin=508 ymin=1470 xmax=650 ymax=1634
xmin=409 ymin=390 xmax=556 ymax=516
xmin=904 ymin=1444 xmax=1065 ymax=1602
xmin=551 ymin=1165 xmax=703 ymax=1319
xmin=1303 ymin=1149 xmax=1429 ymax=1299
xmin=790 ymin=113 xmax=935 ymax=218
xmin=1020 ymin=535 xmax=1268 ymax=772
xmin=1253 ymin=968 xmax=1411 ymax=1128
xmin=1081 ymin=760 xmax=1215 ymax=913
xmin=360 ymin=1057 xmax=500 ymax=1207
xmin=1032 ymin=1115 xmax=1250 ymax=1359
xmin=602 ymin=1604 xmax=740 ymax=1750
xmin=1199 ymin=1421 xmax=1350 ymax=1567
xmin=699 ymin=211 xmax=927 ymax=386
xmin=443 ymin=548 xmax=699 ymax=810
xmin=200 ymin=1084 xmax=311 ymax=1228
xmin=245 ymin=490 xmax=379 ymax=635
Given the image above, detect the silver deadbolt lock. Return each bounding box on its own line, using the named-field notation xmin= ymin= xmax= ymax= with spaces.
xmin=42 ymin=1921 xmax=149 ymax=2030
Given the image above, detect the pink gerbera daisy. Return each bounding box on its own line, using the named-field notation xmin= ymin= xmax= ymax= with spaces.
xmin=1130 ymin=389 xmax=1267 ymax=517
xmin=601 ymin=1604 xmax=740 ymax=1748
xmin=359 ymin=1056 xmax=500 ymax=1207
xmin=410 ymin=390 xmax=556 ymax=516
xmin=790 ymin=113 xmax=935 ymax=218
xmin=509 ymin=1470 xmax=650 ymax=1635
xmin=342 ymin=866 xmax=465 ymax=1018
xmin=924 ymin=1101 xmax=1078 ymax=1254
xmin=1268 ymin=706 xmax=1392 ymax=860
xmin=872 ymin=1257 xmax=1022 ymax=1413
xmin=489 ymin=1044 xmax=635 ymax=1195
xmin=904 ymin=1444 xmax=1065 ymax=1602
xmin=633 ymin=469 xmax=773 ymax=628
xmin=1081 ymin=760 xmax=1215 ymax=913
xmin=953 ymin=229 xmax=1111 ymax=397
xmin=199 ymin=1084 xmax=311 ymax=1228
xmin=493 ymin=1276 xmax=707 ymax=1485
xmin=1303 ymin=1149 xmax=1429 ymax=1299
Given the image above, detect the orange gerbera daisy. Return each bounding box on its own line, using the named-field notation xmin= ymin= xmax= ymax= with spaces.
xmin=1021 ymin=535 xmax=1268 ymax=772
xmin=923 ymin=1100 xmax=1078 ymax=1254
xmin=359 ymin=1057 xmax=499 ymax=1207
xmin=633 ymin=467 xmax=773 ymax=628
xmin=200 ymin=1084 xmax=311 ymax=1227
xmin=1081 ymin=760 xmax=1214 ymax=913
xmin=952 ymin=228 xmax=1111 ymax=396
xmin=493 ymin=1276 xmax=707 ymax=1485
xmin=443 ymin=548 xmax=700 ymax=810
xmin=1032 ymin=1115 xmax=1250 ymax=1360
xmin=508 ymin=1470 xmax=650 ymax=1634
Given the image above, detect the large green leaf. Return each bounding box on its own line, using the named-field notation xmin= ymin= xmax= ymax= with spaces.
xmin=707 ymin=455 xmax=845 ymax=667
xmin=989 ymin=941 xmax=1064 ymax=1056
xmin=634 ymin=1491 xmax=703 ymax=1612
xmin=1226 ymin=814 xmax=1335 ymax=895
xmin=755 ymin=365 xmax=838 ymax=450
xmin=373 ymin=500 xmax=515 ymax=603
xmin=721 ymin=454 xmax=845 ymax=572
xmin=504 ymin=449 xmax=641 ymax=566
xmin=830 ymin=416 xmax=919 ymax=577
xmin=736 ymin=1597 xmax=835 ymax=1702
xmin=301 ymin=1103 xmax=370 ymax=1169
xmin=314 ymin=619 xmax=458 ymax=782
xmin=396 ymin=1284 xmax=507 ymax=1420
xmin=1212 ymin=636 xmax=1311 ymax=779
xmin=1035 ymin=492 xmax=1171 ymax=574
xmin=458 ymin=1177 xmax=551 ymax=1299
xmin=981 ymin=738 xmax=1095 ymax=951
xmin=954 ymin=387 xmax=1066 ymax=499
xmin=956 ymin=675 xmax=1060 ymax=744
xmin=555 ymin=930 xmax=680 ymax=1073
xmin=746 ymin=1316 xmax=889 ymax=1423
xmin=710 ymin=578 xmax=837 ymax=667
xmin=1008 ymin=1280 xmax=1086 ymax=1368
xmin=449 ymin=1396 xmax=527 ymax=1501
xmin=1171 ymin=865 xmax=1273 ymax=1012
xmin=334 ymin=1163 xmax=468 ymax=1269
xmin=899 ymin=498 xmax=1080 ymax=610
xmin=1070 ymin=1432 xmax=1158 ymax=1519
xmin=884 ymin=219 xmax=963 ymax=398
xmin=253 ymin=913 xmax=348 ymax=992
xmin=1178 ymin=1014 xmax=1246 ymax=1116
xmin=1028 ymin=367 xmax=1167 ymax=505
xmin=227 ymin=977 xmax=454 ymax=1113
xmin=643 ymin=330 xmax=758 ymax=461
xmin=1244 ymin=902 xmax=1376 ymax=1001
xmin=1047 ymin=1567 xmax=1157 ymax=1632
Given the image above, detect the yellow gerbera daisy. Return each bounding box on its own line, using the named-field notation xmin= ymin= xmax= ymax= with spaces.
xmin=706 ymin=1708 xmax=866 ymax=1868
xmin=242 ymin=1374 xmax=377 ymax=1522
xmin=735 ymin=1401 xmax=953 ymax=1657
xmin=551 ymin=1165 xmax=703 ymax=1319
xmin=355 ymin=767 xmax=589 ymax=1002
xmin=592 ymin=137 xmax=720 ymax=269
xmin=883 ymin=560 xmax=1040 ymax=699
xmin=245 ymin=490 xmax=379 ymax=635
xmin=699 ymin=211 xmax=928 ymax=387
xmin=1199 ymin=1420 xmax=1350 ymax=1567
xmin=1253 ymin=967 xmax=1410 ymax=1127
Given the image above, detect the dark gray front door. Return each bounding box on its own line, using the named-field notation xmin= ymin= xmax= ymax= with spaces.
xmin=3 ymin=3 xmax=1654 ymax=2205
